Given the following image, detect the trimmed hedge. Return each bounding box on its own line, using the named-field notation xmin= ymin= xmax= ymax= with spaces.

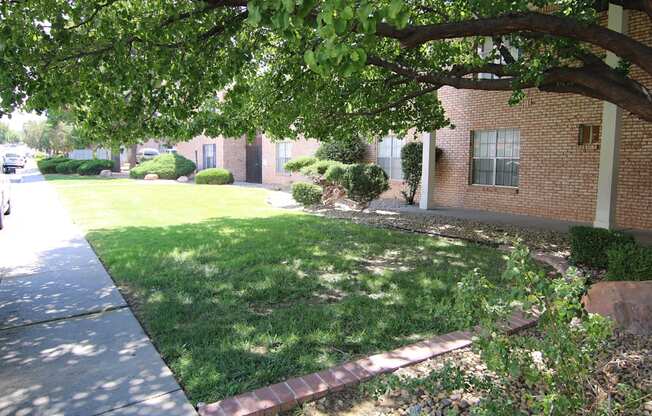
xmin=284 ymin=156 xmax=317 ymax=173
xmin=340 ymin=163 xmax=389 ymax=206
xmin=400 ymin=141 xmax=422 ymax=205
xmin=606 ymin=243 xmax=652 ymax=281
xmin=55 ymin=159 xmax=86 ymax=174
xmin=300 ymin=160 xmax=346 ymax=178
xmin=315 ymin=137 xmax=366 ymax=164
xmin=130 ymin=154 xmax=196 ymax=180
xmin=569 ymin=226 xmax=635 ymax=268
xmin=77 ymin=159 xmax=114 ymax=175
xmin=292 ymin=182 xmax=322 ymax=206
xmin=37 ymin=156 xmax=70 ymax=174
xmin=195 ymin=168 xmax=234 ymax=185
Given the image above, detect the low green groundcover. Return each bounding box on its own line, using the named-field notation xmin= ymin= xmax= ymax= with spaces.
xmin=130 ymin=153 xmax=196 ymax=180
xmin=195 ymin=168 xmax=234 ymax=185
xmin=48 ymin=176 xmax=507 ymax=404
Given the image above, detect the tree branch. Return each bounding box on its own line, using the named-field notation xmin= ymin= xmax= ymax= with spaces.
xmin=376 ymin=12 xmax=652 ymax=75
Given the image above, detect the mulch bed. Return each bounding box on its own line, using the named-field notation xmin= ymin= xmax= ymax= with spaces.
xmin=309 ymin=204 xmax=570 ymax=254
xmin=290 ymin=331 xmax=651 ymax=416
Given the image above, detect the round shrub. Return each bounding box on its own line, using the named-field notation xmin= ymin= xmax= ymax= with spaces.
xmin=37 ymin=156 xmax=70 ymax=174
xmin=300 ymin=160 xmax=346 ymax=178
xmin=606 ymin=243 xmax=652 ymax=281
xmin=340 ymin=164 xmax=389 ymax=206
xmin=55 ymin=159 xmax=86 ymax=174
xmin=284 ymin=156 xmax=317 ymax=173
xmin=195 ymin=168 xmax=234 ymax=185
xmin=323 ymin=162 xmax=349 ymax=185
xmin=130 ymin=153 xmax=196 ymax=180
xmin=569 ymin=226 xmax=635 ymax=268
xmin=315 ymin=137 xmax=366 ymax=164
xmin=77 ymin=159 xmax=114 ymax=175
xmin=292 ymin=182 xmax=322 ymax=206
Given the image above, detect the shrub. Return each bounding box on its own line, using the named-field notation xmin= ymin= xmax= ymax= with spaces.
xmin=130 ymin=153 xmax=196 ymax=180
xmin=400 ymin=142 xmax=422 ymax=205
xmin=55 ymin=159 xmax=86 ymax=174
xmin=315 ymin=137 xmax=366 ymax=164
xmin=606 ymin=243 xmax=652 ymax=281
xmin=340 ymin=164 xmax=389 ymax=206
xmin=300 ymin=159 xmax=346 ymax=178
xmin=323 ymin=162 xmax=348 ymax=185
xmin=454 ymin=244 xmax=612 ymax=415
xmin=37 ymin=156 xmax=70 ymax=174
xmin=77 ymin=159 xmax=114 ymax=175
xmin=284 ymin=156 xmax=317 ymax=173
xmin=195 ymin=168 xmax=234 ymax=185
xmin=292 ymin=182 xmax=322 ymax=206
xmin=569 ymin=226 xmax=635 ymax=268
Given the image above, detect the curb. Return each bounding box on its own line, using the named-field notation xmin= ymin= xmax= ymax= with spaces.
xmin=198 ymin=312 xmax=538 ymax=416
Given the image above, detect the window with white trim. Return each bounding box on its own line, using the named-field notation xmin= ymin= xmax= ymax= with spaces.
xmin=276 ymin=142 xmax=292 ymax=175
xmin=203 ymin=144 xmax=216 ymax=169
xmin=472 ymin=129 xmax=520 ymax=187
xmin=377 ymin=135 xmax=404 ymax=180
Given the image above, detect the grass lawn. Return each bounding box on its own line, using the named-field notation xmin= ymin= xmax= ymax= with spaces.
xmin=48 ymin=176 xmax=507 ymax=404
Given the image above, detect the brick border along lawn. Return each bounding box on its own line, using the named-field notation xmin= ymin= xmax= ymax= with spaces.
xmin=49 ymin=177 xmax=510 ymax=405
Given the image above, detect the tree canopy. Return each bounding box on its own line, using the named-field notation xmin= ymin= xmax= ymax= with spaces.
xmin=0 ymin=122 xmax=20 ymax=144
xmin=1 ymin=1 xmax=651 ymax=146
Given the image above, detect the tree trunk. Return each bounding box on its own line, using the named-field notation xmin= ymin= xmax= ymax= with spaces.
xmin=129 ymin=144 xmax=137 ymax=168
xmin=111 ymin=146 xmax=121 ymax=172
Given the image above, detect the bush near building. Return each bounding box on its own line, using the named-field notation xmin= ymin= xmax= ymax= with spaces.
xmin=130 ymin=153 xmax=196 ymax=180
xmin=291 ymin=182 xmax=323 ymax=206
xmin=55 ymin=159 xmax=86 ymax=174
xmin=314 ymin=137 xmax=366 ymax=164
xmin=37 ymin=156 xmax=70 ymax=174
xmin=195 ymin=168 xmax=234 ymax=185
xmin=77 ymin=159 xmax=114 ymax=176
xmin=340 ymin=163 xmax=389 ymax=207
xmin=569 ymin=226 xmax=635 ymax=268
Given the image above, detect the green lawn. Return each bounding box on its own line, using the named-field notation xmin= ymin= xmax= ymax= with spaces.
xmin=48 ymin=176 xmax=507 ymax=404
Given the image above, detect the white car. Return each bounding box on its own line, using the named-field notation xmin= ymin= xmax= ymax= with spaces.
xmin=0 ymin=168 xmax=11 ymax=230
xmin=2 ymin=152 xmax=25 ymax=172
xmin=136 ymin=148 xmax=160 ymax=163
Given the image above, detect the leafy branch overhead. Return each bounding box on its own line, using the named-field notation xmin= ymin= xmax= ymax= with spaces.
xmin=1 ymin=1 xmax=651 ymax=145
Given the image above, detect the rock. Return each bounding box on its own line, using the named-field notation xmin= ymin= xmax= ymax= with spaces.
xmin=459 ymin=399 xmax=470 ymax=410
xmin=582 ymin=281 xmax=652 ymax=334
xmin=440 ymin=399 xmax=452 ymax=408
xmin=144 ymin=173 xmax=159 ymax=181
xmin=177 ymin=175 xmax=188 ymax=183
xmin=450 ymin=393 xmax=462 ymax=401
xmin=645 ymin=401 xmax=652 ymax=412
xmin=99 ymin=169 xmax=112 ymax=177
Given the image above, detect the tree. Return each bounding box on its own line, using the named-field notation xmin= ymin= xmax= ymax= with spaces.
xmin=22 ymin=121 xmax=49 ymax=152
xmin=0 ymin=122 xmax=20 ymax=144
xmin=1 ymin=1 xmax=651 ymax=146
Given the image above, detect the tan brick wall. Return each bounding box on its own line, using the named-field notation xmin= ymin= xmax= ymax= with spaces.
xmin=262 ymin=136 xmax=321 ymax=187
xmin=175 ymin=134 xmax=247 ymax=181
xmin=433 ymin=11 xmax=652 ymax=230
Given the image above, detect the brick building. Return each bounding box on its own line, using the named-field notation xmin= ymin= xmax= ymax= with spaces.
xmin=148 ymin=5 xmax=651 ymax=232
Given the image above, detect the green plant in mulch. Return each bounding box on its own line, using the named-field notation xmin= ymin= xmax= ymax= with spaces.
xmin=291 ymin=182 xmax=322 ymax=206
xmin=400 ymin=141 xmax=422 ymax=205
xmin=454 ymin=244 xmax=613 ymax=416
xmin=569 ymin=226 xmax=634 ymax=268
xmin=606 ymin=243 xmax=652 ymax=281
xmin=339 ymin=163 xmax=389 ymax=208
xmin=195 ymin=168 xmax=234 ymax=185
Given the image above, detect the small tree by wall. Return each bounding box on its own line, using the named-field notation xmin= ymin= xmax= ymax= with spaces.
xmin=400 ymin=142 xmax=423 ymax=205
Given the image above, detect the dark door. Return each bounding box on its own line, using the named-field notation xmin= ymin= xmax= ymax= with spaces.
xmin=246 ymin=135 xmax=263 ymax=183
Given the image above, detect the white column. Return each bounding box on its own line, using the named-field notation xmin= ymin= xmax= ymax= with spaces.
xmin=594 ymin=4 xmax=628 ymax=229
xmin=419 ymin=131 xmax=437 ymax=210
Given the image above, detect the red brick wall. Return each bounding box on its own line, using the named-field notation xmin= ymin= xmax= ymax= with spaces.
xmin=262 ymin=136 xmax=320 ymax=186
xmin=434 ymin=11 xmax=652 ymax=230
xmin=175 ymin=134 xmax=247 ymax=181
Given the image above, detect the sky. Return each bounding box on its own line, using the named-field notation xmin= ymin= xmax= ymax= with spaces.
xmin=1 ymin=111 xmax=46 ymax=132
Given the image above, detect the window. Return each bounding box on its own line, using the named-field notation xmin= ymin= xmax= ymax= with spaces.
xmin=472 ymin=129 xmax=520 ymax=187
xmin=478 ymin=38 xmax=520 ymax=80
xmin=578 ymin=124 xmax=601 ymax=145
xmin=276 ymin=142 xmax=292 ymax=175
xmin=203 ymin=144 xmax=216 ymax=169
xmin=378 ymin=135 xmax=404 ymax=180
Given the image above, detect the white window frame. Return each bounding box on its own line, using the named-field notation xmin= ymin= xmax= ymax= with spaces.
xmin=203 ymin=144 xmax=216 ymax=169
xmin=276 ymin=142 xmax=292 ymax=176
xmin=478 ymin=37 xmax=520 ymax=80
xmin=471 ymin=128 xmax=520 ymax=188
xmin=377 ymin=135 xmax=404 ymax=180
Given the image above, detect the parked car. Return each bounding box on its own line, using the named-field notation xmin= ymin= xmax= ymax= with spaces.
xmin=136 ymin=148 xmax=160 ymax=163
xmin=164 ymin=148 xmax=177 ymax=154
xmin=0 ymin=168 xmax=11 ymax=230
xmin=2 ymin=152 xmax=25 ymax=172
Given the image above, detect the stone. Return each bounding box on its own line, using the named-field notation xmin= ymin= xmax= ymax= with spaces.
xmin=99 ymin=169 xmax=112 ymax=177
xmin=582 ymin=281 xmax=652 ymax=334
xmin=144 ymin=173 xmax=159 ymax=180
xmin=644 ymin=401 xmax=652 ymax=412
xmin=177 ymin=175 xmax=188 ymax=183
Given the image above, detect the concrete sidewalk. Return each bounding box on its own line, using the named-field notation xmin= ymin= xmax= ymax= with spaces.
xmin=0 ymin=167 xmax=196 ymax=416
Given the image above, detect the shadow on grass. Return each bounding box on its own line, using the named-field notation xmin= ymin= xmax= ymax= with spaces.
xmin=86 ymin=214 xmax=506 ymax=403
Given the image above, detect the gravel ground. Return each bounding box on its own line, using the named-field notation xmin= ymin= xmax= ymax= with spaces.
xmin=289 ymin=331 xmax=651 ymax=416
xmin=308 ymin=204 xmax=570 ymax=254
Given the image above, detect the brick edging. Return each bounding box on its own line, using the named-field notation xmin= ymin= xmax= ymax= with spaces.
xmin=198 ymin=312 xmax=538 ymax=416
